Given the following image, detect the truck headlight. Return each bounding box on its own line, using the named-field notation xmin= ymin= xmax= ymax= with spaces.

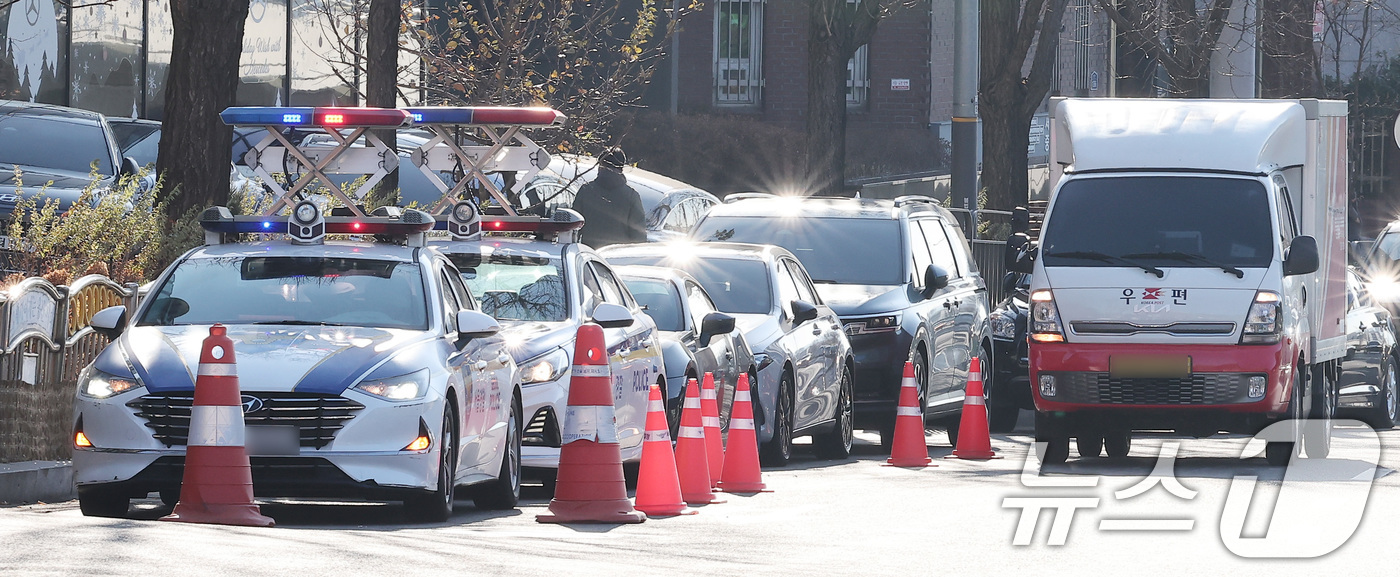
xmin=990 ymin=310 xmax=1018 ymax=339
xmin=353 ymin=369 xmax=429 ymax=400
xmin=78 ymin=368 xmax=142 ymax=399
xmin=1029 ymin=290 xmax=1065 ymax=343
xmin=1240 ymin=291 xmax=1282 ymax=344
xmin=520 ymin=348 xmax=569 ymax=385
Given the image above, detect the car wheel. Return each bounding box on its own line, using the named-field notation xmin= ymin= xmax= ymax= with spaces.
xmin=1375 ymin=358 xmax=1400 ymax=429
xmin=814 ymin=363 xmax=854 ymax=460
xmin=1266 ymin=367 xmax=1304 ymax=466
xmin=406 ymin=409 xmax=457 ymax=522
xmin=159 ymin=488 xmax=180 ymax=508
xmin=760 ymin=371 xmax=795 ymax=466
xmin=667 ymin=375 xmax=691 ymax=440
xmin=945 ymin=418 xmax=960 ymax=448
xmin=984 ymin=346 xmax=1018 ymax=433
xmin=472 ymin=397 xmax=522 ymax=511
xmin=912 ymin=351 xmax=930 ymax=424
xmin=1076 ymin=435 xmax=1103 ymax=458
xmin=1103 ymin=431 xmax=1131 ymax=458
xmin=1304 ymin=365 xmax=1334 ymax=459
xmin=77 ymin=486 xmax=129 ymax=518
xmin=1034 ymin=411 xmax=1069 ymax=465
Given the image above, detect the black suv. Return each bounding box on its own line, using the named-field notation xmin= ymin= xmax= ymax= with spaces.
xmin=692 ymin=195 xmax=998 ymax=445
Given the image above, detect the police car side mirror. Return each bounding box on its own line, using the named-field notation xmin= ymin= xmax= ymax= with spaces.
xmin=698 ymin=312 xmax=736 ymax=348
xmin=591 ymin=302 xmax=634 ymax=329
xmin=90 ymin=305 xmax=127 ymax=340
xmin=1284 ymin=235 xmax=1320 ymax=276
xmin=455 ymin=310 xmax=501 ymax=345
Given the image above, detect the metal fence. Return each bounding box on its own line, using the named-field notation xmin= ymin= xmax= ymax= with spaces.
xmin=0 ymin=275 xmax=137 ymax=464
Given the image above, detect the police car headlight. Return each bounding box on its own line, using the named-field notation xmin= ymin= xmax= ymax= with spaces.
xmin=353 ymin=369 xmax=429 ymax=401
xmin=520 ymin=348 xmax=569 ymax=385
xmin=78 ymin=368 xmax=142 ymax=399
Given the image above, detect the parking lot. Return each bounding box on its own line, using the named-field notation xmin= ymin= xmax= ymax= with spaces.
xmin=4 ymin=417 xmax=1397 ymax=576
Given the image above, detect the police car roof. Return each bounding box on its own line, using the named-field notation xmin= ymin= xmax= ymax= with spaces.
xmin=186 ymin=240 xmax=422 ymax=262
xmin=707 ymin=196 xmax=945 ymax=220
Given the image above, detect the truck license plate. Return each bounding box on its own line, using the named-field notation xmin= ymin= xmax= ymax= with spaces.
xmin=245 ymin=425 xmax=301 ymax=455
xmin=1109 ymin=355 xmax=1191 ymax=379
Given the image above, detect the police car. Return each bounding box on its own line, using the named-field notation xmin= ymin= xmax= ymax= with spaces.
xmin=72 ymin=201 xmax=523 ymax=522
xmin=430 ymin=202 xmax=664 ymax=473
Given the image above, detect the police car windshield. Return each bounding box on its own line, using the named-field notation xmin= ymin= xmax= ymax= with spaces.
xmin=1041 ymin=176 xmax=1274 ymax=269
xmin=138 ymin=256 xmax=428 ymax=330
xmin=606 ymin=255 xmax=772 ymax=315
xmin=696 ymin=216 xmax=904 ymax=285
xmin=622 ymin=278 xmax=684 ymax=331
xmin=448 ymin=253 xmax=568 ymax=322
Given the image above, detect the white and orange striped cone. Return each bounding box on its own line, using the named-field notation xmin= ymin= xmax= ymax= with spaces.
xmin=675 ymin=378 xmax=724 ymax=504
xmin=161 ymin=324 xmax=274 ymax=527
xmin=537 ymin=323 xmax=647 ymax=524
xmin=718 ymin=372 xmax=770 ymax=492
xmin=700 ymin=372 xmax=724 ymax=488
xmin=886 ymin=361 xmax=933 ymax=467
xmin=949 ymin=357 xmax=1000 ymax=460
xmin=633 ymin=384 xmax=695 ymax=517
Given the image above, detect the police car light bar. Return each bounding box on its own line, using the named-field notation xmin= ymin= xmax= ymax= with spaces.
xmin=221 ymin=106 xmax=411 ymax=127
xmin=405 ymin=106 xmax=566 ymax=127
xmin=435 ymin=208 xmax=584 ymax=242
xmin=200 ymin=206 xmax=436 ymax=240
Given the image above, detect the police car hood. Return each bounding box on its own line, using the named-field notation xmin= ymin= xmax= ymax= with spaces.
xmin=1042 ymin=266 xmax=1265 ymax=344
xmin=497 ymin=320 xmax=577 ymax=362
xmin=100 ymin=325 xmax=435 ymax=394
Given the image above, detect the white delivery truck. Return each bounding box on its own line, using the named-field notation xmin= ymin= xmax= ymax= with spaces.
xmin=1009 ymin=98 xmax=1349 ymax=465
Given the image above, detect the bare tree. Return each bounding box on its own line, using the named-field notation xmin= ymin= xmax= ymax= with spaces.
xmin=1097 ymin=0 xmax=1235 ymax=97
xmin=979 ymin=0 xmax=1070 ymax=211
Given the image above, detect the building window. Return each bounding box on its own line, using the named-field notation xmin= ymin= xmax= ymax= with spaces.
xmin=847 ymin=44 xmax=869 ymax=107
xmin=714 ymin=0 xmax=763 ymax=105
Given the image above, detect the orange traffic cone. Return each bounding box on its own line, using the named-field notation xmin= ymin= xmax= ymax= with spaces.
xmin=700 ymin=372 xmax=724 ymax=488
xmin=949 ymin=357 xmax=1000 ymax=460
xmin=633 ymin=384 xmax=695 ymax=517
xmin=161 ymin=324 xmax=274 ymax=527
xmin=887 ymin=361 xmax=933 ymax=467
xmin=718 ymin=373 xmax=770 ymax=493
xmin=675 ymin=378 xmax=724 ymax=504
xmin=537 ymin=324 xmax=647 ymax=524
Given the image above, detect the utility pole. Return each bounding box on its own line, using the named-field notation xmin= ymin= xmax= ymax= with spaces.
xmin=951 ymin=0 xmax=979 ymax=235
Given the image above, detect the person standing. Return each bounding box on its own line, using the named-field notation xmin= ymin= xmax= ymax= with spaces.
xmin=571 ymin=147 xmax=646 ymax=247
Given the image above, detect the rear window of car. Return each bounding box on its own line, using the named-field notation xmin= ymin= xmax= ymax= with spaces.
xmin=606 ymin=255 xmax=772 ymax=315
xmin=695 ymin=216 xmax=904 ymax=285
xmin=0 ymin=113 xmax=113 ymax=174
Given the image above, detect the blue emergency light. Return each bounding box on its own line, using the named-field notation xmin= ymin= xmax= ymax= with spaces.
xmin=221 ymin=106 xmax=411 ymax=127
xmin=405 ymin=106 xmax=566 ymax=127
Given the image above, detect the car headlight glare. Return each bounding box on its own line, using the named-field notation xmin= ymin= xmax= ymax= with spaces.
xmin=520 ymin=348 xmax=569 ymax=385
xmin=989 ymin=310 xmax=1018 ymax=339
xmin=843 ymin=315 xmax=899 ymax=336
xmin=354 ymin=368 xmax=429 ymax=400
xmin=78 ymin=368 xmax=142 ymax=399
xmin=1368 ymin=279 xmax=1400 ymax=302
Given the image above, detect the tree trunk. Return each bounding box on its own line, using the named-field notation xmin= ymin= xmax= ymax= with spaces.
xmin=806 ymin=30 xmax=849 ymax=197
xmin=1259 ymin=0 xmax=1320 ymax=98
xmin=157 ymin=0 xmax=250 ymax=219
xmin=979 ymin=83 xmax=1033 ymax=212
xmin=366 ymin=0 xmax=400 ymax=207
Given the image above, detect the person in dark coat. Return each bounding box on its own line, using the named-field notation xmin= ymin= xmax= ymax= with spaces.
xmin=571 ymin=147 xmax=646 ymax=248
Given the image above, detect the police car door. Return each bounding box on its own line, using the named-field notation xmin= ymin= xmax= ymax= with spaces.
xmin=436 ymin=263 xmax=486 ymax=470
xmin=582 ymin=260 xmax=649 ymax=450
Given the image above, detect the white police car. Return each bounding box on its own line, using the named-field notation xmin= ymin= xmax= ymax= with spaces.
xmin=72 ymin=202 xmax=522 ymax=522
xmin=430 ymin=203 xmax=664 ymax=473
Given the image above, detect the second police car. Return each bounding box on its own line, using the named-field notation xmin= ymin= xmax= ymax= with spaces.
xmin=431 ymin=202 xmax=664 ymax=476
xmin=72 ymin=202 xmax=523 ymax=522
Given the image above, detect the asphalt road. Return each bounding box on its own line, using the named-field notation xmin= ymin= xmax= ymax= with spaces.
xmin=3 ymin=413 xmax=1398 ymax=577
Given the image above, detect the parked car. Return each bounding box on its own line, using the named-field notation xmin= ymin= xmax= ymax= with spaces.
xmin=0 ymin=100 xmax=139 ymax=220
xmin=520 ymin=154 xmax=720 ymax=242
xmin=987 ymin=272 xmax=1031 ymax=432
xmin=105 ymin=117 xmax=245 ymax=197
xmin=599 ymin=241 xmax=855 ymax=465
xmin=690 ymin=195 xmax=997 ymax=447
xmin=430 ymin=213 xmax=664 ymax=476
xmin=614 ymin=264 xmax=757 ymax=435
xmin=1339 ymin=267 xmax=1399 ymax=429
xmin=1362 ymin=220 xmax=1400 ymax=319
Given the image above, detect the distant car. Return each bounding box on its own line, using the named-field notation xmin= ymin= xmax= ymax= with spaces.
xmin=520 ymin=154 xmax=720 ymax=242
xmin=1339 ymin=267 xmax=1399 ymax=428
xmin=600 ymin=242 xmax=854 ymax=465
xmin=106 ymin=117 xmax=276 ymax=200
xmin=691 ymin=195 xmax=998 ymax=447
xmin=614 ymin=265 xmax=757 ymax=434
xmin=430 ymin=213 xmax=664 ymax=475
xmin=0 ymin=100 xmax=139 ymax=221
xmin=1362 ymin=220 xmax=1400 ymax=319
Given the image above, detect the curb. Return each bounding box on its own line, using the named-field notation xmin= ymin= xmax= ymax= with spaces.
xmin=0 ymin=461 xmax=75 ymax=505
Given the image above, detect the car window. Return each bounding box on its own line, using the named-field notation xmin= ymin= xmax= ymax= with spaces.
xmin=603 ymin=254 xmax=773 ymax=315
xmin=662 ymin=199 xmax=692 ymax=232
xmin=941 ymin=220 xmax=978 ymax=276
xmin=774 ymin=259 xmax=803 ymax=317
xmin=1272 ymin=174 xmax=1298 ymax=242
xmin=447 ymin=252 xmax=567 ymax=322
xmin=588 ymin=261 xmax=631 ymax=308
xmin=918 ymin=220 xmax=960 ymax=279
xmin=438 ymin=268 xmax=461 ymax=332
xmin=908 ymin=219 xmax=935 ymax=285
xmin=686 ymin=281 xmax=717 ymax=332
xmin=0 ymin=114 xmax=114 ymax=174
xmin=139 ymin=256 xmax=428 ymax=330
xmin=442 ymin=263 xmax=476 ymax=311
xmin=624 ymin=278 xmax=684 ymax=332
xmin=785 ymin=258 xmax=819 ymax=304
xmin=697 ymin=216 xmax=904 ymax=285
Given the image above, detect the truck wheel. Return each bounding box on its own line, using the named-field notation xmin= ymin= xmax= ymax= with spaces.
xmin=1266 ymin=368 xmax=1304 ymax=466
xmin=1076 ymin=435 xmax=1103 ymax=458
xmin=1104 ymin=431 xmax=1132 ymax=458
xmin=1034 ymin=411 xmax=1069 ymax=465
xmin=1303 ymin=364 xmax=1334 ymax=459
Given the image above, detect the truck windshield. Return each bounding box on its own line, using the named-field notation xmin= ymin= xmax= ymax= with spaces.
xmin=1041 ymin=176 xmax=1274 ymax=269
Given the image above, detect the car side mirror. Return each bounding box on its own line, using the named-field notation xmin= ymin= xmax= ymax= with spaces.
xmin=120 ymin=156 xmax=140 ymax=177
xmin=790 ymin=300 xmax=819 ymax=325
xmin=591 ymin=302 xmax=634 ymax=328
xmin=1011 ymin=206 xmax=1031 ymax=234
xmin=455 ymin=310 xmax=501 ymax=346
xmin=90 ymin=305 xmax=127 ymax=340
xmin=1005 ymin=232 xmax=1035 ymax=274
xmin=1284 ymin=235 xmax=1320 ymax=276
xmin=1002 ymin=272 xmax=1026 ymax=295
xmin=921 ymin=265 xmax=949 ymax=299
xmin=698 ymin=312 xmax=736 ymax=348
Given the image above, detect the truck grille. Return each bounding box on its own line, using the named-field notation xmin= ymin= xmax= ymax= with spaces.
xmin=1054 ymin=372 xmax=1257 ymax=405
xmin=127 ymin=392 xmax=364 ymax=448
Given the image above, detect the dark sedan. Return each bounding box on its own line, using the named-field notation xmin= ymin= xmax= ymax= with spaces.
xmin=1339 ymin=267 xmax=1399 ymax=429
xmin=0 ymin=100 xmax=139 ymax=221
